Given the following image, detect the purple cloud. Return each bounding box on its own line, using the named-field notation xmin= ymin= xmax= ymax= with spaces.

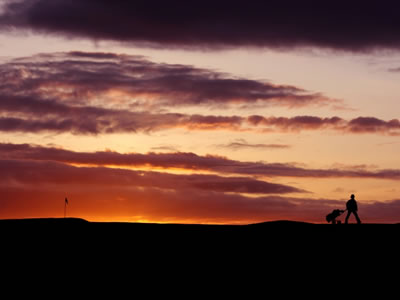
xmin=0 ymin=52 xmax=398 ymax=136
xmin=0 ymin=158 xmax=305 ymax=195
xmin=2 ymin=143 xmax=400 ymax=180
xmin=1 ymin=1 xmax=400 ymax=51
xmin=248 ymin=115 xmax=400 ymax=135
xmin=0 ymin=52 xmax=329 ymax=109
xmin=216 ymin=139 xmax=291 ymax=150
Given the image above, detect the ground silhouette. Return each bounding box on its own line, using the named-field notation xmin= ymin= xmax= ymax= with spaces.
xmin=1 ymin=217 xmax=398 ymax=241
xmin=1 ymin=218 xmax=398 ymax=266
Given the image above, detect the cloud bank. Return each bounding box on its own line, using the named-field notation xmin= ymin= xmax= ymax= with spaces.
xmin=1 ymin=142 xmax=400 ymax=223
xmin=0 ymin=158 xmax=305 ymax=195
xmin=248 ymin=116 xmax=400 ymax=135
xmin=1 ymin=52 xmax=398 ymax=136
xmin=2 ymin=143 xmax=400 ymax=180
xmin=0 ymin=158 xmax=399 ymax=223
xmin=1 ymin=0 xmax=400 ymax=51
xmin=0 ymin=51 xmax=328 ymax=109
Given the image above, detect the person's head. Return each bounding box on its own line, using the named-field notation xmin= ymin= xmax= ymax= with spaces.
xmin=350 ymin=194 xmax=355 ymax=199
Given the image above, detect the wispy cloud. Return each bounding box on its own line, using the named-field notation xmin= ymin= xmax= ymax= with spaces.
xmin=1 ymin=1 xmax=400 ymax=52
xmin=1 ymin=107 xmax=399 ymax=136
xmin=150 ymin=145 xmax=180 ymax=152
xmin=0 ymin=158 xmax=305 ymax=195
xmin=1 ymin=161 xmax=399 ymax=223
xmin=248 ymin=115 xmax=400 ymax=135
xmin=0 ymin=51 xmax=330 ymax=109
xmin=0 ymin=52 xmax=398 ymax=136
xmin=0 ymin=108 xmax=245 ymax=135
xmin=3 ymin=143 xmax=400 ymax=180
xmin=216 ymin=139 xmax=291 ymax=151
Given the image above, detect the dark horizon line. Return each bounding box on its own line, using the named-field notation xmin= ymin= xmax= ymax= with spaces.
xmin=0 ymin=217 xmax=399 ymax=226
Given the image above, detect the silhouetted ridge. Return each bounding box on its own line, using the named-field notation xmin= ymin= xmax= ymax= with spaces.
xmin=0 ymin=217 xmax=89 ymax=225
xmin=249 ymin=220 xmax=313 ymax=226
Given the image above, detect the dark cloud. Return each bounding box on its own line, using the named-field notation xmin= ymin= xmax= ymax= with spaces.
xmin=0 ymin=158 xmax=305 ymax=195
xmin=0 ymin=100 xmax=399 ymax=136
xmin=347 ymin=117 xmax=400 ymax=135
xmin=1 ymin=0 xmax=400 ymax=51
xmin=361 ymin=199 xmax=400 ymax=222
xmin=388 ymin=67 xmax=400 ymax=72
xmin=0 ymin=92 xmax=246 ymax=135
xmin=1 ymin=171 xmax=400 ymax=223
xmin=1 ymin=147 xmax=400 ymax=223
xmin=0 ymin=157 xmax=312 ymax=223
xmin=0 ymin=183 xmax=324 ymax=223
xmin=248 ymin=115 xmax=345 ymax=131
xmin=0 ymin=51 xmax=328 ymax=110
xmin=0 ymin=110 xmax=244 ymax=135
xmin=0 ymin=52 xmax=398 ymax=135
xmin=248 ymin=115 xmax=400 ymax=135
xmin=2 ymin=143 xmax=400 ymax=180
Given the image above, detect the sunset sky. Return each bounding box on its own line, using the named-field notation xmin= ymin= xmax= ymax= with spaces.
xmin=1 ymin=0 xmax=400 ymax=223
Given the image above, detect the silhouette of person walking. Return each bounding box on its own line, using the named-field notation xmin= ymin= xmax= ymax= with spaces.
xmin=345 ymin=194 xmax=361 ymax=224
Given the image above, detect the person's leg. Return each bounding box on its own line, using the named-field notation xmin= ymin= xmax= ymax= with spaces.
xmin=345 ymin=211 xmax=351 ymax=224
xmin=354 ymin=211 xmax=361 ymax=224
